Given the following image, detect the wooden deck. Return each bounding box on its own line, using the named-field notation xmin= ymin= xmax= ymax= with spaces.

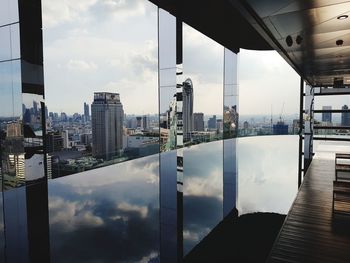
xmin=267 ymin=155 xmax=350 ymax=263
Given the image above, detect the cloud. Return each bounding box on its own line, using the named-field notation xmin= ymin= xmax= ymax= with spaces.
xmin=117 ymin=202 xmax=148 ymax=218
xmin=42 ymin=0 xmax=97 ymax=28
xmin=49 ymin=197 xmax=104 ymax=231
xmin=90 ymin=0 xmax=147 ymax=21
xmin=66 ymin=59 xmax=98 ymax=71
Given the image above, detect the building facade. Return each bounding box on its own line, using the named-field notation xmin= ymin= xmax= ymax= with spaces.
xmin=193 ymin=112 xmax=204 ymax=131
xmin=182 ymin=78 xmax=194 ymax=142
xmin=91 ymin=92 xmax=124 ymax=160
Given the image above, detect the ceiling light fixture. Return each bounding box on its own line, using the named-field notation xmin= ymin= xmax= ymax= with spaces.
xmin=337 ymin=15 xmax=348 ymax=20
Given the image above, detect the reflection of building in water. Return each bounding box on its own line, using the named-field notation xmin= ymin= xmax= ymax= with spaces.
xmin=183 ymin=78 xmax=193 ymax=142
xmin=193 ymin=113 xmax=204 ymax=131
xmin=91 ymin=92 xmax=124 ymax=160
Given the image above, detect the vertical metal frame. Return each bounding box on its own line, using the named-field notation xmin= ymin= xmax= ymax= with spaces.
xmin=303 ymin=84 xmax=314 ymax=174
xmin=158 ymin=8 xmax=179 ymax=263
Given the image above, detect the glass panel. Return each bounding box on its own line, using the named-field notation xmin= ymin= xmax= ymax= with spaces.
xmin=239 ymin=49 xmax=299 ymax=137
xmin=0 ymin=61 xmax=24 ymax=189
xmin=0 ymin=192 xmax=4 ymax=261
xmin=42 ymin=0 xmax=159 ymax=177
xmin=0 ymin=0 xmax=19 ymax=25
xmin=237 ymin=136 xmax=298 ymax=215
xmin=0 ymin=25 xmax=11 ymax=61
xmin=183 ymin=141 xmax=223 ymax=255
xmin=48 ymin=155 xmax=160 ymax=262
xmin=10 ymin=23 xmax=20 ymax=60
xmin=183 ymin=23 xmax=224 ymax=144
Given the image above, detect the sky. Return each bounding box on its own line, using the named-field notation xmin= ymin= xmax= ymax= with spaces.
xmin=42 ymin=0 xmax=347 ymax=117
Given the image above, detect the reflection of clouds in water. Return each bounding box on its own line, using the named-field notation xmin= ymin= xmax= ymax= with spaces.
xmin=49 ymin=154 xmax=159 ymax=262
xmin=117 ymin=202 xmax=148 ymax=219
xmin=238 ymin=136 xmax=298 ymax=215
xmin=49 ymin=197 xmax=104 ymax=231
xmin=183 ymin=196 xmax=222 ymax=255
xmin=184 ymin=168 xmax=222 ymax=200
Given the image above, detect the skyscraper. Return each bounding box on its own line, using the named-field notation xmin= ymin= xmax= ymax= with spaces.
xmin=322 ymin=106 xmax=332 ymax=123
xmin=91 ymin=92 xmax=124 ymax=160
xmin=142 ymin=115 xmax=149 ymax=131
xmin=183 ymin=78 xmax=194 ymax=142
xmin=84 ymin=102 xmax=90 ymax=122
xmin=208 ymin=115 xmax=217 ymax=129
xmin=193 ymin=113 xmax=204 ymax=131
xmin=341 ymin=105 xmax=350 ymax=126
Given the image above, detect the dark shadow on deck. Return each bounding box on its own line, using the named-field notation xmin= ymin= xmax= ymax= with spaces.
xmin=184 ymin=212 xmax=285 ymax=263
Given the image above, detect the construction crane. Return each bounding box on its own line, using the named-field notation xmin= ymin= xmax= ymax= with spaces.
xmin=279 ymin=102 xmax=285 ymax=123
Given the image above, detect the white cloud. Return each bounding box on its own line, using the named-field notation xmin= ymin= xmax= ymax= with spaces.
xmin=117 ymin=202 xmax=148 ymax=218
xmin=49 ymin=197 xmax=104 ymax=231
xmin=42 ymin=0 xmax=97 ymax=28
xmin=66 ymin=59 xmax=98 ymax=71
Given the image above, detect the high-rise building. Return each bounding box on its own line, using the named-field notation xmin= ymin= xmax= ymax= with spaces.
xmin=193 ymin=113 xmax=204 ymax=131
xmin=84 ymin=102 xmax=90 ymax=122
xmin=341 ymin=105 xmax=350 ymax=126
xmin=322 ymin=106 xmax=332 ymax=123
xmin=136 ymin=116 xmax=142 ymax=129
xmin=91 ymin=92 xmax=124 ymax=160
xmin=183 ymin=78 xmax=193 ymax=141
xmin=208 ymin=115 xmax=217 ymax=129
xmin=142 ymin=115 xmax=149 ymax=131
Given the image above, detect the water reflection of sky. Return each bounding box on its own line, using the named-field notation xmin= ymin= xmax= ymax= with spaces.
xmin=46 ymin=135 xmax=298 ymax=261
xmin=238 ymin=135 xmax=298 ymax=215
xmin=48 ymin=155 xmax=160 ymax=263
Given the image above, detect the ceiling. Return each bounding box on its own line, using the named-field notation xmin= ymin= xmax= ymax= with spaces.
xmin=233 ymin=0 xmax=350 ymax=86
xmin=148 ymin=0 xmax=272 ymax=52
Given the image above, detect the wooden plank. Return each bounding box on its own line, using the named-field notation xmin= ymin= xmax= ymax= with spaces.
xmin=267 ymin=156 xmax=350 ymax=263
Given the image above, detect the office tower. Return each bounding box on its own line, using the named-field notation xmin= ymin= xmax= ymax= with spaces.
xmin=193 ymin=113 xmax=204 ymax=131
xmin=91 ymin=92 xmax=124 ymax=160
xmin=273 ymin=121 xmax=289 ymax=135
xmin=136 ymin=116 xmax=142 ymax=129
xmin=208 ymin=115 xmax=217 ymax=129
xmin=341 ymin=105 xmax=350 ymax=126
xmin=84 ymin=102 xmax=90 ymax=122
xmin=142 ymin=115 xmax=149 ymax=131
xmin=60 ymin=112 xmax=67 ymax=122
xmin=61 ymin=130 xmax=69 ymax=149
xmin=322 ymin=106 xmax=332 ymax=123
xmin=183 ymin=78 xmax=194 ymax=141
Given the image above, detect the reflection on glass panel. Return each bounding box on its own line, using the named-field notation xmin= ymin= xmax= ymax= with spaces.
xmin=0 ymin=25 xmax=11 ymax=61
xmin=48 ymin=155 xmax=160 ymax=262
xmin=183 ymin=141 xmax=223 ymax=255
xmin=183 ymin=23 xmax=223 ymax=144
xmin=0 ymin=60 xmax=24 ymax=189
xmin=42 ymin=0 xmax=158 ymax=178
xmin=237 ymin=136 xmax=298 ymax=215
xmin=10 ymin=23 xmax=20 ymax=60
xmin=239 ymin=49 xmax=299 ymax=137
xmin=0 ymin=0 xmax=19 ymax=26
xmin=0 ymin=192 xmax=4 ymax=261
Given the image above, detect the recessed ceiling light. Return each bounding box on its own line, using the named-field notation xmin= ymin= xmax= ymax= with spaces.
xmin=337 ymin=15 xmax=348 ymax=20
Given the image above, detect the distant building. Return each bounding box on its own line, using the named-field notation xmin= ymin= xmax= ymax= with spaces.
xmin=341 ymin=105 xmax=350 ymax=126
xmin=46 ymin=132 xmax=63 ymax=153
xmin=243 ymin=121 xmax=249 ymax=129
xmin=183 ymin=78 xmax=194 ymax=141
xmin=273 ymin=121 xmax=288 ymax=135
xmin=91 ymin=92 xmax=124 ymax=160
xmin=208 ymin=115 xmax=217 ymax=129
xmin=142 ymin=115 xmax=149 ymax=131
xmin=84 ymin=102 xmax=90 ymax=122
xmin=193 ymin=113 xmax=204 ymax=131
xmin=61 ymin=130 xmax=69 ymax=149
xmin=136 ymin=116 xmax=142 ymax=129
xmin=322 ymin=106 xmax=332 ymax=123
